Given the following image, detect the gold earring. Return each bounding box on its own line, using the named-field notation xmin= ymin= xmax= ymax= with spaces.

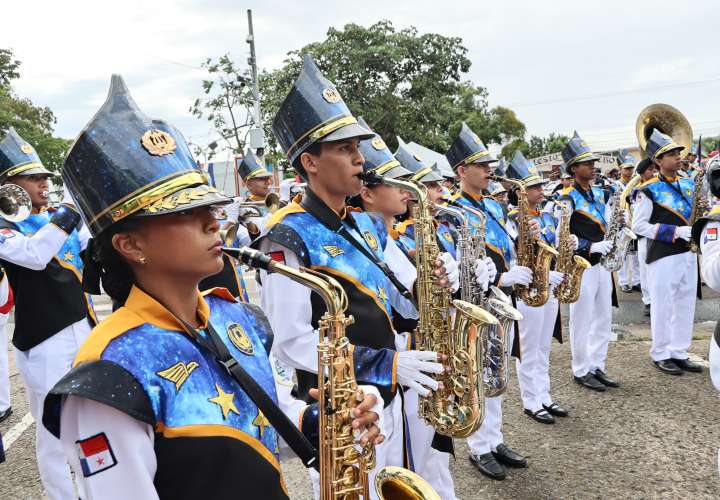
xmin=139 ymin=256 xmax=147 ymax=265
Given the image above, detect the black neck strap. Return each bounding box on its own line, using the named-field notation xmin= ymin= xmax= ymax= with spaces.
xmin=300 ymin=188 xmax=416 ymax=308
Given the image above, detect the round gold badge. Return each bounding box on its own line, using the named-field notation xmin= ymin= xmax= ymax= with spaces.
xmin=20 ymin=144 xmax=33 ymax=154
xmin=322 ymin=88 xmax=341 ymax=103
xmin=141 ymin=129 xmax=177 ymax=156
xmin=371 ymin=137 xmax=386 ymax=150
xmin=227 ymin=323 xmax=254 ymax=356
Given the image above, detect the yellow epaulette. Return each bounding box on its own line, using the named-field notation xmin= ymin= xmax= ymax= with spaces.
xmin=560 ymin=185 xmax=575 ymax=195
xmin=265 ymin=200 xmax=306 ymax=230
xmin=396 ymin=219 xmax=413 ymax=235
xmin=74 ymin=308 xmax=144 ymax=366
xmin=636 ymin=177 xmax=659 ymax=189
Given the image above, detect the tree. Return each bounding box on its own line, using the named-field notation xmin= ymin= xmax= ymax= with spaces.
xmin=0 ymin=48 xmax=71 ymax=173
xmin=256 ymin=20 xmax=526 ymax=157
xmin=501 ymin=132 xmax=570 ymax=160
xmin=189 ymin=55 xmax=257 ymax=159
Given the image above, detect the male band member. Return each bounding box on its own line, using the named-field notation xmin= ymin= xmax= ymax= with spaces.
xmin=0 ymin=273 xmax=12 ymax=423
xmin=633 ymin=158 xmax=657 ymax=316
xmin=631 ymin=129 xmax=703 ymax=375
xmin=505 ymin=152 xmax=567 ymax=424
xmin=616 ymin=150 xmax=641 ymax=293
xmin=447 ymin=123 xmax=531 ymax=480
xmin=0 ymin=127 xmax=94 ymax=499
xmin=257 ymin=56 xmax=449 ymax=497
xmin=558 ymin=132 xmax=619 ymax=392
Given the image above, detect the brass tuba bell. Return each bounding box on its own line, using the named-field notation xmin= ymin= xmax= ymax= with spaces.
xmin=635 ymin=103 xmax=693 ymax=159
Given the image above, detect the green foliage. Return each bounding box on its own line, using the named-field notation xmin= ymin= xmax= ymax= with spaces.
xmin=189 ymin=54 xmax=256 ymax=159
xmin=501 ymin=132 xmax=570 ymax=160
xmin=257 ymin=20 xmax=526 ymax=157
xmin=0 ymin=48 xmax=71 ymax=174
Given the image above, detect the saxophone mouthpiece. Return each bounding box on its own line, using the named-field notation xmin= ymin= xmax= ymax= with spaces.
xmin=222 ymin=246 xmax=274 ymax=271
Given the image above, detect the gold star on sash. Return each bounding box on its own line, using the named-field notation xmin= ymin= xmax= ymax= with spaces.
xmin=208 ymin=384 xmax=240 ymax=419
xmin=377 ymin=286 xmax=388 ymax=302
xmin=252 ymin=409 xmax=271 ymax=438
xmin=63 ymin=251 xmax=74 ymax=261
xmin=156 ymin=361 xmax=199 ymax=392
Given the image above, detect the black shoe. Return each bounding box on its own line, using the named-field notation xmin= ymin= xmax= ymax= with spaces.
xmin=543 ymin=402 xmax=569 ymax=417
xmin=492 ymin=443 xmax=528 ymax=468
xmin=524 ymin=408 xmax=555 ymax=424
xmin=644 ymin=304 xmax=651 ymax=317
xmin=671 ymin=358 xmax=704 ymax=373
xmin=620 ymin=284 xmax=632 ymax=293
xmin=574 ymin=373 xmax=607 ymax=392
xmin=0 ymin=407 xmax=12 ymax=424
xmin=469 ymin=452 xmax=506 ymax=480
xmin=632 ymin=284 xmax=642 ymax=292
xmin=592 ymin=369 xmax=620 ymax=388
xmin=654 ymin=359 xmax=684 ymax=375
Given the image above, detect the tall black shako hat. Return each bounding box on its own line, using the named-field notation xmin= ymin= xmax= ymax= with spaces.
xmin=237 ymin=149 xmax=271 ymax=182
xmin=272 ymin=55 xmax=373 ymax=169
xmin=356 ymin=116 xmax=410 ymax=185
xmin=395 ymin=137 xmax=443 ymax=183
xmin=645 ymin=128 xmax=684 ymax=161
xmin=445 ymin=122 xmax=496 ymax=169
xmin=63 ymin=75 xmax=230 ymax=236
xmin=0 ymin=127 xmax=54 ymax=181
xmin=507 ymin=150 xmax=545 ymax=188
xmin=562 ymin=131 xmax=599 ymax=172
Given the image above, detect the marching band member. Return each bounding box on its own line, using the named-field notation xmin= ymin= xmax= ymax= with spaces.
xmin=447 ymin=123 xmax=530 ymax=480
xmin=631 ymin=129 xmax=703 ymax=375
xmin=42 ymin=75 xmax=383 ymax=500
xmin=558 ymin=132 xmax=619 ymax=392
xmin=234 ymin=149 xmax=274 ymax=241
xmin=0 ymin=127 xmax=94 ymax=499
xmin=505 ymin=151 xmax=567 ymax=424
xmin=633 ymin=158 xmax=657 ymax=316
xmin=616 ymin=150 xmax=641 ymax=293
xmin=0 ymin=283 xmax=12 ymax=424
xmin=256 ymin=56 xmax=448 ymax=498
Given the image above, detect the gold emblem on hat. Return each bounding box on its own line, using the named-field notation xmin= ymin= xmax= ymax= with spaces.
xmin=141 ymin=129 xmax=177 ymax=156
xmin=20 ymin=144 xmax=34 ymax=154
xmin=371 ymin=137 xmax=386 ymax=150
xmin=322 ymin=88 xmax=341 ymax=103
xmin=227 ymin=323 xmax=254 ymax=355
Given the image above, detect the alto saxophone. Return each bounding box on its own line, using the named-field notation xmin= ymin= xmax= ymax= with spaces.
xmin=500 ymin=177 xmax=558 ymax=307
xmin=226 ymin=247 xmax=440 ymax=500
xmin=443 ymin=199 xmax=522 ymax=397
xmin=553 ymin=203 xmax=591 ymax=303
xmin=363 ymin=172 xmax=498 ymax=438
xmin=688 ymin=167 xmax=709 ymax=253
xmin=600 ymin=184 xmax=637 ymax=272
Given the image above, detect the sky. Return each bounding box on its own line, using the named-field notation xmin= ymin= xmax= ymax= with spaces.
xmin=4 ymin=0 xmax=720 ymax=160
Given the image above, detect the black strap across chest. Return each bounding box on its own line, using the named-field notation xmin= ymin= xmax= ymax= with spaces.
xmin=300 ymin=189 xmax=416 ymax=308
xmin=461 ymin=191 xmax=512 ymax=240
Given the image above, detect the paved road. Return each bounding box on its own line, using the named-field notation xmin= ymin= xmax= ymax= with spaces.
xmin=1 ymin=283 xmax=718 ymax=499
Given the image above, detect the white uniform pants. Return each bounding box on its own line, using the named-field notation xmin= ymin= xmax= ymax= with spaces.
xmin=466 ymin=328 xmax=514 ymax=456
xmin=710 ymin=337 xmax=720 ymax=477
xmin=14 ymin=319 xmax=91 ymax=500
xmin=0 ymin=314 xmax=10 ymax=411
xmin=569 ymin=264 xmax=613 ymax=377
xmin=647 ymin=252 xmax=697 ymax=361
xmin=516 ymin=298 xmax=559 ymax=411
xmin=403 ymin=390 xmax=457 ymax=499
xmin=617 ymin=250 xmax=640 ymax=287
xmin=637 ymin=238 xmax=651 ymax=306
xmin=310 ymin=395 xmax=406 ymax=500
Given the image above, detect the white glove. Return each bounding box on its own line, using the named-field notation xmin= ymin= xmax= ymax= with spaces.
xmin=528 ymin=219 xmax=541 ymax=238
xmin=473 ymin=258 xmax=490 ymax=292
xmin=354 ymin=385 xmax=385 ymax=443
xmin=438 ymin=252 xmax=459 ymax=293
xmin=590 ymin=240 xmax=613 ymax=256
xmin=570 ymin=234 xmax=579 ymax=250
xmin=484 ymin=257 xmax=497 ymax=283
xmin=498 ymin=265 xmax=533 ymax=287
xmin=394 ymin=331 xmax=410 ymax=352
xmin=396 ymin=350 xmax=444 ymax=397
xmin=674 ymin=226 xmax=692 ymax=242
xmin=549 ymin=270 xmax=565 ymax=287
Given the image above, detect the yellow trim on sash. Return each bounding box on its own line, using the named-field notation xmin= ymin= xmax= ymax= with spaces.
xmin=265 ymin=201 xmax=306 ymax=230
xmin=575 ymin=209 xmax=607 ymax=233
xmin=655 ymin=203 xmax=689 ymax=225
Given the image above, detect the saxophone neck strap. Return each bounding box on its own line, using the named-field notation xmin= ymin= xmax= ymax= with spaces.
xmin=300 ymin=188 xmax=417 ymax=308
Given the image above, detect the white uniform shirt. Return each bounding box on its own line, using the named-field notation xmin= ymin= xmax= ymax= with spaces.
xmin=631 ymin=191 xmax=683 ymax=240
xmin=0 ymin=216 xmax=90 ymax=269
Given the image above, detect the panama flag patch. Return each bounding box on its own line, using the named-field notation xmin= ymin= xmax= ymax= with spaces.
xmin=706 ymin=227 xmax=718 ymax=243
xmin=76 ymin=433 xmax=117 ymax=477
